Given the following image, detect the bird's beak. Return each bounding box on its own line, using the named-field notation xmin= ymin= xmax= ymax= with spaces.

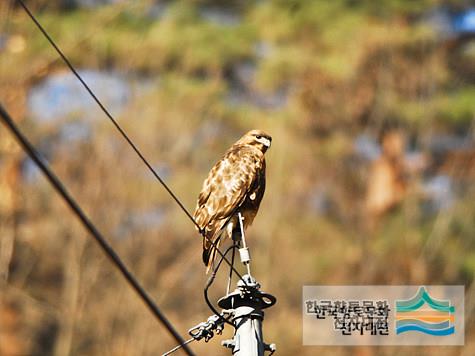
xmin=263 ymin=138 xmax=271 ymax=148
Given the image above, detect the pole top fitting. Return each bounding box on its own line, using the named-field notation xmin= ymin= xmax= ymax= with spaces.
xmin=217 ymin=274 xmax=276 ymax=311
xmin=237 ymin=274 xmax=259 ymax=289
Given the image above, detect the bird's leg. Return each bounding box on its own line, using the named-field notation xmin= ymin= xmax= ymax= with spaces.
xmin=238 ymin=212 xmax=252 ymax=277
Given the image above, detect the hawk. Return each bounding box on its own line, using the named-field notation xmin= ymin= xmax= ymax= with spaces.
xmin=194 ymin=129 xmax=272 ymax=273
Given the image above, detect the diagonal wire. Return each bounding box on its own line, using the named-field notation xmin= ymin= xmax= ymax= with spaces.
xmin=162 ymin=338 xmax=195 ymax=356
xmin=15 ymin=0 xmax=247 ymax=284
xmin=0 ymin=104 xmax=195 ymax=356
xmin=16 ymin=0 xmax=197 ymax=229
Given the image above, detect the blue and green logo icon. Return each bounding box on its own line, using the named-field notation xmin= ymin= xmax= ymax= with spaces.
xmin=395 ymin=286 xmax=455 ymax=336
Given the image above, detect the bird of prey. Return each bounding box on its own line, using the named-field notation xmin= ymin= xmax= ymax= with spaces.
xmin=194 ymin=129 xmax=272 ymax=273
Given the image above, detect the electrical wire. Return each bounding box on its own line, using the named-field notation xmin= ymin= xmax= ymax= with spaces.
xmin=162 ymin=338 xmax=195 ymax=356
xmin=0 ymin=104 xmax=195 ymax=356
xmin=163 ymin=244 xmax=238 ymax=356
xmin=226 ymin=238 xmax=236 ymax=295
xmin=204 ymin=244 xmax=238 ymax=327
xmin=15 ymin=0 xmax=196 ymax=229
xmin=15 ymin=0 xmax=247 ymax=285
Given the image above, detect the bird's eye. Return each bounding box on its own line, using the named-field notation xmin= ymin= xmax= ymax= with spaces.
xmin=256 ymin=135 xmax=262 ymax=139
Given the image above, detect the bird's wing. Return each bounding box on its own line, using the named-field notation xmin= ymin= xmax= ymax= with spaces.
xmin=194 ymin=147 xmax=260 ymax=242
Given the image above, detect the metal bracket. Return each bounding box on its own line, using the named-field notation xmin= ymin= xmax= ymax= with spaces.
xmin=188 ymin=314 xmax=225 ymax=342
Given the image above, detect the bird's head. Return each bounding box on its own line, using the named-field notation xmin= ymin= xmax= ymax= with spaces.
xmin=237 ymin=129 xmax=272 ymax=153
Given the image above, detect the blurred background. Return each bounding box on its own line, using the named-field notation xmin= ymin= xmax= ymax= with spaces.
xmin=1 ymin=0 xmax=475 ymax=355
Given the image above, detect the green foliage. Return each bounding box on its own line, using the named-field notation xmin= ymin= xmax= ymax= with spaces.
xmin=436 ymin=88 xmax=475 ymax=126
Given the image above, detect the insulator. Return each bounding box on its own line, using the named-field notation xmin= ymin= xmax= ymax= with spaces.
xmin=239 ymin=247 xmax=251 ymax=264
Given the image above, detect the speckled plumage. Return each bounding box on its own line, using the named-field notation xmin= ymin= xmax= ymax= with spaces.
xmin=194 ymin=129 xmax=272 ymax=273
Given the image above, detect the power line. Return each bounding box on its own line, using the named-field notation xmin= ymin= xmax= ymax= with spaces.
xmin=16 ymin=0 xmax=197 ymax=230
xmin=15 ymin=0 xmax=247 ymax=284
xmin=162 ymin=338 xmax=195 ymax=356
xmin=0 ymin=104 xmax=195 ymax=356
xmin=204 ymin=245 xmax=236 ymax=327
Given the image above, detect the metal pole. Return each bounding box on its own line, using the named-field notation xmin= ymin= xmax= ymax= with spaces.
xmin=230 ymin=306 xmax=264 ymax=355
xmin=219 ymin=275 xmax=276 ymax=355
xmin=218 ymin=214 xmax=276 ymax=355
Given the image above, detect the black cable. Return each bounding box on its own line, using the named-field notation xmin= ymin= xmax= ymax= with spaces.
xmin=0 ymin=104 xmax=195 ymax=356
xmin=15 ymin=0 xmax=196 ymax=229
xmin=16 ymin=0 xmax=247 ymax=285
xmin=228 ymin=236 xmax=237 ymax=292
xmin=204 ymin=245 xmax=238 ymax=327
xmin=203 ymin=214 xmax=248 ymax=284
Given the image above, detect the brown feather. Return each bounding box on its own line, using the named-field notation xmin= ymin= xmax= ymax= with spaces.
xmin=193 ymin=130 xmax=271 ymax=273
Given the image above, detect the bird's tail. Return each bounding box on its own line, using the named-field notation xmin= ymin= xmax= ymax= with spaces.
xmin=203 ymin=236 xmax=221 ymax=274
